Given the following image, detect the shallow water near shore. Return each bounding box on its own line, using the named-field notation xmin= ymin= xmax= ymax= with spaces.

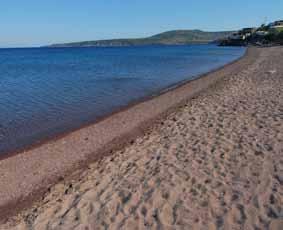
xmin=0 ymin=44 xmax=245 ymax=155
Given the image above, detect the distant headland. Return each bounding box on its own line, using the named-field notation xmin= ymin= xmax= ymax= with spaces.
xmin=46 ymin=30 xmax=234 ymax=47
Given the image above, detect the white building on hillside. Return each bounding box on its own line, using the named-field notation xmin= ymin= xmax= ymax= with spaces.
xmin=269 ymin=20 xmax=283 ymax=29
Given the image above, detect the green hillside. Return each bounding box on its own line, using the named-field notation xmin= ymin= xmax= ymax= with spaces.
xmin=47 ymin=30 xmax=233 ymax=47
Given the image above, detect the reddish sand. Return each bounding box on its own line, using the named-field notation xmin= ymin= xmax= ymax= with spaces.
xmin=1 ymin=47 xmax=283 ymax=229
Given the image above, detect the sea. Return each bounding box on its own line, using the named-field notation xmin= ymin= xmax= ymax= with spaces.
xmin=0 ymin=44 xmax=245 ymax=155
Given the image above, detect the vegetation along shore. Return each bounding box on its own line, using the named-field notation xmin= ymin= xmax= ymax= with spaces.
xmin=46 ymin=30 xmax=233 ymax=47
xmin=219 ymin=20 xmax=283 ymax=46
xmin=46 ymin=19 xmax=283 ymax=48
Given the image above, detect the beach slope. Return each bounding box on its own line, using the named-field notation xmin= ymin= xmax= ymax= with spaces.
xmin=1 ymin=47 xmax=283 ymax=229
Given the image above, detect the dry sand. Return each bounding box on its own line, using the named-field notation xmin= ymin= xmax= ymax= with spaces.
xmin=1 ymin=46 xmax=283 ymax=229
xmin=0 ymin=46 xmax=253 ymax=221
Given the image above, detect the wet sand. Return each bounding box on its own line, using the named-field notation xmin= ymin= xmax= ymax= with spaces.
xmin=1 ymin=46 xmax=283 ymax=229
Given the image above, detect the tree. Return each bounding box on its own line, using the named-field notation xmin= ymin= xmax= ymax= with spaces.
xmin=257 ymin=24 xmax=269 ymax=32
xmin=278 ymin=31 xmax=283 ymax=45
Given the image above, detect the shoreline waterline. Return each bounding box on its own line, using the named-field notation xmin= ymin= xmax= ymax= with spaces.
xmin=0 ymin=47 xmax=257 ymax=223
xmin=4 ymin=46 xmax=282 ymax=230
xmin=0 ymin=44 xmax=246 ymax=156
xmin=0 ymin=48 xmax=248 ymax=161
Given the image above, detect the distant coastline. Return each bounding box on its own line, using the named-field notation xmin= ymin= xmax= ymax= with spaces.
xmin=46 ymin=30 xmax=233 ymax=47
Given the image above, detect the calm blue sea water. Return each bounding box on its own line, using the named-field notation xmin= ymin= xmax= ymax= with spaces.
xmin=0 ymin=44 xmax=245 ymax=155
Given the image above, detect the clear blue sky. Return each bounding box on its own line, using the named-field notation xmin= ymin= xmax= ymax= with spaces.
xmin=1 ymin=0 xmax=282 ymax=47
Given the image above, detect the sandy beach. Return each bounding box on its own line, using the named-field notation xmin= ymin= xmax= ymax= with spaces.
xmin=1 ymin=46 xmax=283 ymax=229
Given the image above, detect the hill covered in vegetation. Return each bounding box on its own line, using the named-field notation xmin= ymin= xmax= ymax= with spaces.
xmin=47 ymin=30 xmax=233 ymax=47
xmin=219 ymin=20 xmax=283 ymax=46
